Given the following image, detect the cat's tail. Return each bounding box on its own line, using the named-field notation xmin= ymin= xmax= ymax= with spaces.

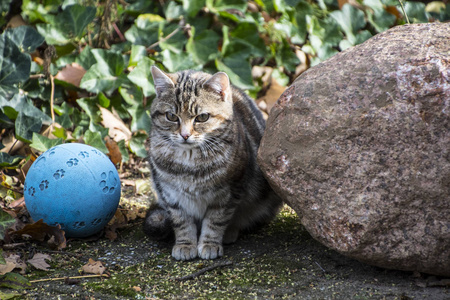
xmin=143 ymin=203 xmax=174 ymax=241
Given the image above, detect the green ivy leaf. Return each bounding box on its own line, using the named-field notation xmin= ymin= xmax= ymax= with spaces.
xmin=159 ymin=23 xmax=188 ymax=54
xmin=0 ymin=85 xmax=18 ymax=102
xmin=91 ymin=49 xmax=125 ymax=77
xmin=229 ymin=22 xmax=266 ymax=57
xmin=186 ymin=28 xmax=221 ymax=65
xmin=183 ymin=0 xmax=206 ymax=17
xmin=118 ymin=139 xmax=130 ymax=163
xmin=4 ymin=26 xmax=45 ymax=53
xmin=364 ymin=0 xmax=396 ymax=32
xmin=0 ymin=94 xmax=52 ymax=124
xmin=84 ymin=130 xmax=108 ymax=154
xmin=76 ymin=98 xmax=101 ymax=123
xmin=15 ymin=112 xmax=43 ymax=143
xmin=128 ymin=45 xmax=148 ymax=67
xmin=0 ymin=35 xmax=31 ymax=86
xmin=330 ymin=4 xmax=366 ymax=44
xmin=0 ymin=272 xmax=31 ymax=290
xmin=216 ymin=57 xmax=253 ymax=90
xmin=128 ymin=57 xmax=155 ymax=97
xmin=207 ymin=0 xmax=248 ymax=12
xmin=129 ymin=132 xmax=148 ymax=158
xmin=124 ymin=14 xmax=165 ymax=45
xmin=404 ymin=2 xmax=429 ymax=23
xmin=0 ymin=0 xmax=13 ymax=27
xmin=0 ymin=153 xmax=24 ymax=168
xmin=119 ymin=85 xmax=144 ymax=106
xmin=275 ymin=40 xmax=300 ymax=72
xmin=80 ymin=49 xmax=127 ymax=95
xmin=36 ymin=4 xmax=96 ymax=45
xmin=76 ymin=46 xmax=96 ymax=70
xmin=30 ymin=133 xmax=63 ymax=152
xmin=127 ymin=104 xmax=151 ymax=132
xmin=59 ymin=4 xmax=96 ymax=38
xmin=164 ymin=1 xmax=185 ymax=21
xmin=161 ymin=50 xmax=200 ymax=72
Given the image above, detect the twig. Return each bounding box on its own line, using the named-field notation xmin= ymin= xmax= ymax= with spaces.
xmin=398 ymin=0 xmax=410 ymax=24
xmin=49 ymin=74 xmax=55 ymax=124
xmin=30 ymin=274 xmax=109 ymax=283
xmin=174 ymin=260 xmax=233 ymax=281
xmin=112 ymin=23 xmax=125 ymax=42
xmin=36 ymin=249 xmax=83 ymax=257
xmin=315 ymin=261 xmax=327 ymax=273
xmin=29 ymin=74 xmax=45 ymax=79
xmin=147 ymin=26 xmax=182 ymax=51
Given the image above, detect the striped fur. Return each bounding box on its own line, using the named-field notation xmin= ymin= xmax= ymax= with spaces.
xmin=145 ymin=66 xmax=282 ymax=261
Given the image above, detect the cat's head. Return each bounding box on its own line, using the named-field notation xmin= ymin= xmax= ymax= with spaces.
xmin=150 ymin=66 xmax=234 ymax=149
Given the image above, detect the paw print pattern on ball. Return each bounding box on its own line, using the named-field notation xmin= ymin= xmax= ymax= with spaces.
xmin=53 ymin=169 xmax=65 ymax=180
xmin=28 ymin=186 xmax=36 ymax=196
xmin=66 ymin=158 xmax=79 ymax=167
xmin=39 ymin=180 xmax=49 ymax=191
xmin=99 ymin=171 xmax=118 ymax=194
xmin=72 ymin=221 xmax=86 ymax=229
xmin=78 ymin=151 xmax=89 ymax=159
xmin=91 ymin=218 xmax=103 ymax=226
xmin=91 ymin=149 xmax=102 ymax=156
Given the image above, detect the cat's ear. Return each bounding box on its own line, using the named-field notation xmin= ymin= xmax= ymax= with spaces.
xmin=151 ymin=66 xmax=175 ymax=97
xmin=203 ymin=72 xmax=231 ymax=101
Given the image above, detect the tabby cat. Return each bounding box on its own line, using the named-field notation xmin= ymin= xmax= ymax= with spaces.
xmin=144 ymin=66 xmax=282 ymax=261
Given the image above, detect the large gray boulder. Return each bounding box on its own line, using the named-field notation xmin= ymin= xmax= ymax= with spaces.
xmin=258 ymin=23 xmax=450 ymax=276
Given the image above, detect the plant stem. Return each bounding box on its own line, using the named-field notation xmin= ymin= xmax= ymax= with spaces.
xmin=398 ymin=0 xmax=410 ymax=24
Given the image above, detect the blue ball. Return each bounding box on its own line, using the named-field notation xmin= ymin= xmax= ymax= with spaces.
xmin=24 ymin=143 xmax=121 ymax=237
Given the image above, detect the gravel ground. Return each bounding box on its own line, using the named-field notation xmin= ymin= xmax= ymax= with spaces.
xmin=18 ymin=204 xmax=449 ymax=300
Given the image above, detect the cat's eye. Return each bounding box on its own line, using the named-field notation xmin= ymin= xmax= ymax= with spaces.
xmin=166 ymin=112 xmax=178 ymax=122
xmin=195 ymin=113 xmax=209 ymax=123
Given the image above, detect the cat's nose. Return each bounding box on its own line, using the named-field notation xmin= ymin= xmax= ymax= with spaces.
xmin=181 ymin=133 xmax=190 ymax=141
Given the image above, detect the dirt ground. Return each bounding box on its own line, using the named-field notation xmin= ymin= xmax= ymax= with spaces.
xmin=18 ymin=203 xmax=449 ymax=300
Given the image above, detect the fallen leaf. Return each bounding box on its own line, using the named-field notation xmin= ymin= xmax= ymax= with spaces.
xmin=11 ymin=219 xmax=66 ymax=250
xmin=104 ymin=209 xmax=128 ymax=241
xmin=81 ymin=259 xmax=106 ymax=275
xmin=132 ymin=286 xmax=141 ymax=292
xmin=27 ymin=253 xmax=51 ymax=271
xmin=6 ymin=15 xmax=27 ymax=28
xmin=7 ymin=198 xmax=25 ymax=209
xmin=99 ymin=106 xmax=132 ymax=142
xmin=0 ymin=254 xmax=27 ymax=275
xmin=257 ymin=78 xmax=286 ymax=113
xmin=54 ymin=63 xmax=86 ymax=87
xmin=0 ymin=261 xmax=16 ymax=275
xmin=105 ymin=137 xmax=122 ymax=165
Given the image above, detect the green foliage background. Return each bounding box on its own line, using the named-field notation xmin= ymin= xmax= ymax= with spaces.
xmin=0 ymin=0 xmax=448 ymax=166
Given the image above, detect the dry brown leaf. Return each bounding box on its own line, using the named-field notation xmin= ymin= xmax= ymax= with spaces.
xmin=0 ymin=260 xmax=17 ymax=275
xmin=132 ymin=286 xmax=142 ymax=292
xmin=54 ymin=63 xmax=86 ymax=87
xmin=0 ymin=254 xmax=27 ymax=275
xmin=257 ymin=78 xmax=286 ymax=113
xmin=6 ymin=15 xmax=27 ymax=28
xmin=294 ymin=49 xmax=309 ymax=78
xmin=11 ymin=219 xmax=67 ymax=250
xmin=27 ymin=253 xmax=51 ymax=271
xmin=81 ymin=258 xmax=106 ymax=275
xmin=8 ymin=197 xmax=25 ymax=209
xmin=104 ymin=209 xmax=128 ymax=241
xmin=105 ymin=137 xmax=122 ymax=165
xmin=99 ymin=106 xmax=132 ymax=142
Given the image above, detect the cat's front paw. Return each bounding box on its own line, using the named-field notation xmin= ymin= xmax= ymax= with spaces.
xmin=172 ymin=244 xmax=197 ymax=261
xmin=198 ymin=243 xmax=223 ymax=260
